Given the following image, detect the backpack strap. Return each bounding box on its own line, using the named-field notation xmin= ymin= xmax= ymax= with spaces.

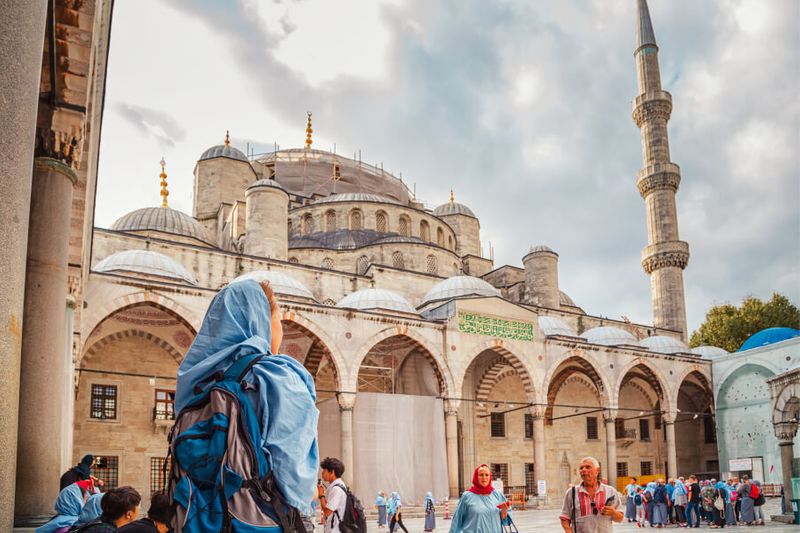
xmin=571 ymin=486 xmax=577 ymax=532
xmin=224 ymin=353 xmax=266 ymax=382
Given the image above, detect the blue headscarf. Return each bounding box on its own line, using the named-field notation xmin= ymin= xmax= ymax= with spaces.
xmin=75 ymin=493 xmax=103 ymax=525
xmin=375 ymin=492 xmax=386 ymax=506
xmin=36 ymin=484 xmax=85 ymax=533
xmin=715 ymin=481 xmax=728 ymax=501
xmin=175 ymin=280 xmax=319 ymax=513
xmin=424 ymin=492 xmax=434 ymax=507
xmin=387 ymin=492 xmax=400 ymax=514
xmin=645 ymin=482 xmax=657 ymax=495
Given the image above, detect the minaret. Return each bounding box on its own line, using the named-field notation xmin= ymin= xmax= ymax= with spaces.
xmin=632 ymin=0 xmax=689 ymax=338
xmin=159 ymin=157 xmax=169 ymax=208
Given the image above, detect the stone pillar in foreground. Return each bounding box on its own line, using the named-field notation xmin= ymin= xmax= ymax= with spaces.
xmin=775 ymin=422 xmax=798 ymax=506
xmin=444 ymin=400 xmax=460 ymax=498
xmin=605 ymin=415 xmax=618 ymax=488
xmin=337 ymin=392 xmax=356 ymax=488
xmin=15 ymin=158 xmax=77 ymax=525
xmin=0 ymin=3 xmax=49 ymax=528
xmin=664 ymin=419 xmax=677 ymax=480
xmin=532 ymin=409 xmax=546 ymax=495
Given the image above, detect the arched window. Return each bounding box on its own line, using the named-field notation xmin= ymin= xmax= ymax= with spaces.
xmin=426 ymin=254 xmax=438 ymax=274
xmin=452 ymin=262 xmax=459 ymax=273
xmin=398 ymin=216 xmax=410 ymax=237
xmin=376 ymin=211 xmax=388 ymax=233
xmin=356 ymin=255 xmax=370 ymax=275
xmin=350 ymin=209 xmax=363 ymax=230
xmin=302 ymin=214 xmax=314 ymax=235
xmin=436 ymin=227 xmax=445 ymax=246
xmin=321 ymin=257 xmax=334 ymax=270
xmin=325 ymin=210 xmax=337 ymax=232
xmin=392 ymin=251 xmax=404 ymax=269
xmin=448 ymin=235 xmax=454 ymax=250
xmin=287 ymin=220 xmax=293 ymax=237
xmin=420 ymin=220 xmax=430 ymax=241
xmin=288 ymin=256 xmax=299 ymax=264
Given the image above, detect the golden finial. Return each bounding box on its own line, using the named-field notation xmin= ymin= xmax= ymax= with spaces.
xmin=224 ymin=130 xmax=230 ymax=147
xmin=305 ymin=112 xmax=313 ymax=150
xmin=159 ymin=157 xmax=169 ymax=208
xmin=449 ymin=190 xmax=455 ymax=204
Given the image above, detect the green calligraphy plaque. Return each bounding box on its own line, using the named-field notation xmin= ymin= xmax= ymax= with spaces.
xmin=457 ymin=312 xmax=534 ymax=341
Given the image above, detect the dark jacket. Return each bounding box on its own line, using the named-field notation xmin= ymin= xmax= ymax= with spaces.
xmin=60 ymin=466 xmax=90 ymax=490
xmin=689 ymin=483 xmax=701 ymax=504
xmin=116 ymin=518 xmax=159 ymax=533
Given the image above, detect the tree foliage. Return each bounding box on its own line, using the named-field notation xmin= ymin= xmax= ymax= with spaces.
xmin=689 ymin=293 xmax=800 ymax=352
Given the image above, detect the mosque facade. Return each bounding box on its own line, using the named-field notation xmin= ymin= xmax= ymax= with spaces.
xmin=6 ymin=0 xmax=793 ymax=528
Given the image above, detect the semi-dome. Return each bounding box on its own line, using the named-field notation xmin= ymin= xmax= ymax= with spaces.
xmin=94 ymin=250 xmax=196 ymax=284
xmin=739 ymin=327 xmax=800 ymax=352
xmin=538 ymin=316 xmax=580 ymax=337
xmin=336 ymin=288 xmax=417 ymax=314
xmin=422 ymin=275 xmax=501 ymax=304
xmin=433 ymin=201 xmax=476 ymax=218
xmin=199 ymin=143 xmax=248 ymax=162
xmin=314 ymin=193 xmax=399 ymax=205
xmin=583 ymin=326 xmax=637 ymax=346
xmin=640 ymin=335 xmax=689 ymax=354
xmin=231 ymin=270 xmax=315 ymax=300
xmin=111 ymin=207 xmax=215 ymax=246
xmin=691 ymin=346 xmax=729 ymax=359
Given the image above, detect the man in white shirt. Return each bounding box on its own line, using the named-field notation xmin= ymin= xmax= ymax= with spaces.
xmin=318 ymin=457 xmax=348 ymax=533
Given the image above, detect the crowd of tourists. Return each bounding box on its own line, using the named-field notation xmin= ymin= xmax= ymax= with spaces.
xmin=622 ymin=475 xmax=768 ymax=528
xmin=373 ymin=490 xmax=437 ymax=532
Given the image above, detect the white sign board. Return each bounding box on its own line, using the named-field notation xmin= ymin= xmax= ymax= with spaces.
xmin=729 ymin=458 xmax=753 ymax=471
xmin=537 ymin=480 xmax=547 ymax=495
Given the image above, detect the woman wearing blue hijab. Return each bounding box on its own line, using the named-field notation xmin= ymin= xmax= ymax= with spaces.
xmin=387 ymin=492 xmax=409 ymax=533
xmin=375 ymin=491 xmax=388 ymax=528
xmin=175 ymin=279 xmax=319 ymax=514
xmin=424 ymin=492 xmax=436 ymax=531
xmin=74 ymin=493 xmax=103 ymax=527
xmin=35 ymin=484 xmax=85 ymax=533
xmin=712 ymin=481 xmax=728 ymax=528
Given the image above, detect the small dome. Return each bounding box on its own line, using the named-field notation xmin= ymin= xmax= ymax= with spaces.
xmin=336 ymin=288 xmax=417 ymax=314
xmin=559 ymin=291 xmax=577 ymax=307
xmin=111 ymin=207 xmax=215 ymax=246
xmin=433 ymin=201 xmax=476 ymax=218
xmin=529 ymin=244 xmax=554 ymax=254
xmin=422 ymin=275 xmax=501 ymax=304
xmin=691 ymin=346 xmax=729 ymax=359
xmin=640 ymin=335 xmax=689 ymax=354
xmin=539 ymin=316 xmax=580 ymax=337
xmin=199 ymin=143 xmax=248 ymax=162
xmin=247 ymin=179 xmax=286 ymax=192
xmin=94 ymin=250 xmax=196 ymax=284
xmin=583 ymin=326 xmax=637 ymax=346
xmin=739 ymin=327 xmax=800 ymax=352
xmin=231 ymin=270 xmax=315 ymax=300
xmin=314 ymin=193 xmax=399 ymax=205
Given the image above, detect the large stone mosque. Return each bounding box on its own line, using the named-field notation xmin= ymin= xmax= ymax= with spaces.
xmin=3 ymin=0 xmax=795 ymax=528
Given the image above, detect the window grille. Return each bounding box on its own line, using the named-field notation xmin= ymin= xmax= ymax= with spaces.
xmin=437 ymin=227 xmax=445 ymax=246
xmin=525 ymin=463 xmax=536 ymax=495
xmin=325 ymin=210 xmax=337 ymax=232
xmin=616 ymin=462 xmax=629 ymax=478
xmin=420 ymin=221 xmax=430 ymax=241
xmin=90 ymin=384 xmax=117 ymax=420
xmin=356 ymin=256 xmax=370 ymax=275
xmin=524 ymin=414 xmax=533 ymax=439
xmin=392 ymin=251 xmax=404 ymax=269
xmin=303 ymin=214 xmax=314 ymax=235
xmin=398 ymin=217 xmax=410 ymax=236
xmin=321 ymin=257 xmax=334 ymax=270
xmin=640 ymin=461 xmax=653 ymax=476
xmin=350 ymin=210 xmax=362 ymax=230
xmin=490 ymin=412 xmax=506 ymax=437
xmin=322 ymin=299 xmax=336 ymax=306
xmin=91 ymin=456 xmax=119 ymax=489
xmin=426 ymin=254 xmax=437 ymax=274
xmin=376 ymin=212 xmax=387 ymax=232
xmin=490 ymin=463 xmax=509 ymax=488
xmin=154 ymin=389 xmax=175 ymax=420
xmin=639 ymin=419 xmax=651 ymax=441
xmin=586 ymin=416 xmax=599 ymax=440
xmin=150 ymin=457 xmax=167 ymax=494
xmin=288 ymin=257 xmax=299 ymax=264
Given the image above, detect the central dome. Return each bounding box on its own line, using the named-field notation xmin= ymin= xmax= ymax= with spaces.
xmin=111 ymin=207 xmax=215 ymax=246
xmin=422 ymin=275 xmax=501 ymax=304
xmin=336 ymin=288 xmax=417 ymax=314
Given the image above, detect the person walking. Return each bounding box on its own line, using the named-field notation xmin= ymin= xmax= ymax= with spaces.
xmin=737 ymin=475 xmax=755 ymax=525
xmin=558 ymin=456 xmax=622 ymax=533
xmin=652 ymin=479 xmax=669 ymax=528
xmin=635 ymin=487 xmax=647 ymax=528
xmin=686 ymin=475 xmax=702 ymax=528
xmin=318 ymin=457 xmax=348 ymax=533
xmin=424 ymin=491 xmax=436 ymax=531
xmin=375 ymin=491 xmax=388 ymax=529
xmin=116 ymin=491 xmax=172 ymax=533
xmin=672 ymin=477 xmax=688 ymax=527
xmin=644 ymin=482 xmax=656 ymax=526
xmin=60 ymin=455 xmax=95 ymax=491
xmin=449 ymin=464 xmax=511 ymax=533
xmin=752 ymin=479 xmax=765 ymax=526
xmin=387 ymin=492 xmax=409 ymax=533
xmin=624 ymin=478 xmax=639 ymax=522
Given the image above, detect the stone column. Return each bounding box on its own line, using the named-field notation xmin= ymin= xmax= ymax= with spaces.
xmin=605 ymin=415 xmax=618 ymax=488
xmin=15 ymin=158 xmax=77 ymax=525
xmin=532 ymin=410 xmax=546 ymax=495
xmin=337 ymin=392 xmax=356 ymax=488
xmin=444 ymin=400 xmax=460 ymax=498
xmin=0 ymin=2 xmax=49 ymax=529
xmin=775 ymin=422 xmax=798 ymax=506
xmin=665 ymin=419 xmax=678 ymax=480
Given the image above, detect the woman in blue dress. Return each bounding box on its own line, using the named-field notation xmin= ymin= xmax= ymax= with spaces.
xmin=424 ymin=492 xmax=436 ymax=531
xmin=449 ymin=464 xmax=512 ymax=533
xmin=375 ymin=491 xmax=388 ymax=528
xmin=624 ymin=477 xmax=638 ymax=522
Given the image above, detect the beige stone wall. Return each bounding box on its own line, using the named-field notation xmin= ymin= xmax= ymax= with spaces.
xmin=192 ymin=157 xmax=256 ymax=226
xmin=439 ymin=214 xmax=480 ymax=257
xmin=245 ymin=185 xmax=288 ymax=260
xmin=523 ymin=250 xmax=560 ymax=309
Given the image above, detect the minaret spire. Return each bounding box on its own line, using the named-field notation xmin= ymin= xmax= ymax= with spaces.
xmin=159 ymin=157 xmax=169 ymax=208
xmin=632 ymin=0 xmax=689 ymax=339
xmin=305 ymin=112 xmax=313 ymax=150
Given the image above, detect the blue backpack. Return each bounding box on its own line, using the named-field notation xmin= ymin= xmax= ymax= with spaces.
xmin=167 ymin=354 xmax=307 ymax=533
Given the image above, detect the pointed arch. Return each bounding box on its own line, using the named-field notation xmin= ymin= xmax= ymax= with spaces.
xmin=544 ymin=349 xmax=611 ymax=424
xmin=613 ymin=357 xmax=672 ymax=412
xmin=459 ymin=338 xmax=537 ymax=404
xmin=82 ymin=329 xmax=184 ymax=366
xmin=279 ymin=311 xmax=344 ymax=392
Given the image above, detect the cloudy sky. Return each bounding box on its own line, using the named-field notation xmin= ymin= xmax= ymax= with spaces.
xmin=96 ymin=0 xmax=799 ymax=334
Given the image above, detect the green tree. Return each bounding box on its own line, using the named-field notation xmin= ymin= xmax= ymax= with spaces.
xmin=690 ymin=293 xmax=800 ymax=352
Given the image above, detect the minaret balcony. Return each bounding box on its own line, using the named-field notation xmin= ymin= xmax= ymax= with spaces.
xmin=636 ymin=162 xmax=681 ymax=197
xmin=632 ymin=90 xmax=672 ymax=126
xmin=640 ymin=241 xmax=690 ymax=274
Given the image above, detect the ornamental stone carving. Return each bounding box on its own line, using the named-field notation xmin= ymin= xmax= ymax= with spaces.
xmin=637 ymin=171 xmax=681 ymax=198
xmin=642 ymin=250 xmax=690 ymax=274
xmin=632 ymin=98 xmax=672 ymax=128
xmin=35 ymin=107 xmax=85 ymax=169
xmin=774 ymin=421 xmax=798 ymax=443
